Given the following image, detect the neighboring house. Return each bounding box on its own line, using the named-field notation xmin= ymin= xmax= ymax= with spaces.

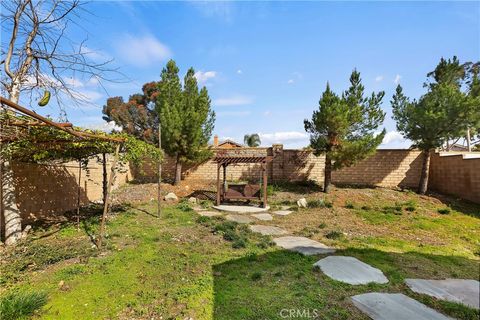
xmin=213 ymin=135 xmax=244 ymax=148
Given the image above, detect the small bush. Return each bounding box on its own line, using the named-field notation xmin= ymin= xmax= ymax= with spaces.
xmin=437 ymin=208 xmax=451 ymax=215
xmin=325 ymin=231 xmax=343 ymax=240
xmin=307 ymin=198 xmax=333 ymax=208
xmin=175 ymin=201 xmax=193 ymax=212
xmin=361 ymin=205 xmax=371 ymax=211
xmin=0 ymin=290 xmax=48 ymax=320
xmin=345 ymin=201 xmax=355 ymax=209
xmin=318 ymin=222 xmax=327 ymax=229
xmin=307 ymin=199 xmax=324 ymax=208
xmin=231 ymin=237 xmax=247 ymax=249
xmin=251 ymin=272 xmax=262 ymax=281
xmin=256 ymin=236 xmax=274 ymax=249
xmin=404 ymin=200 xmax=417 ymax=212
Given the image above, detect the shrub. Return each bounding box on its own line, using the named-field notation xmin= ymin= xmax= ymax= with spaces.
xmin=256 ymin=236 xmax=274 ymax=249
xmin=176 ymin=200 xmax=193 ymax=212
xmin=318 ymin=222 xmax=327 ymax=229
xmin=0 ymin=290 xmax=48 ymax=320
xmin=231 ymin=237 xmax=247 ymax=249
xmin=307 ymin=198 xmax=333 ymax=208
xmin=345 ymin=201 xmax=355 ymax=209
xmin=361 ymin=205 xmax=371 ymax=211
xmin=325 ymin=231 xmax=343 ymax=240
xmin=404 ymin=200 xmax=417 ymax=212
xmin=437 ymin=208 xmax=451 ymax=215
xmin=251 ymin=272 xmax=262 ymax=281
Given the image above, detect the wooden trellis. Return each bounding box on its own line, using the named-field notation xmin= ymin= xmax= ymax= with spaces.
xmin=0 ymin=97 xmax=124 ymax=247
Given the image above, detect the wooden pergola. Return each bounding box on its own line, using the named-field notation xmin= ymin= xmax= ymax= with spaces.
xmin=214 ymin=154 xmax=272 ymax=208
xmin=0 ymin=97 xmax=124 ymax=247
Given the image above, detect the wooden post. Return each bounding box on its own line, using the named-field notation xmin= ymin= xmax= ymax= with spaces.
xmin=76 ymin=159 xmax=82 ymax=230
xmin=223 ymin=164 xmax=227 ymax=196
xmin=102 ymin=153 xmax=107 ymax=204
xmin=98 ymin=143 xmax=120 ymax=248
xmin=157 ymin=118 xmax=162 ymax=217
xmin=262 ymin=162 xmax=268 ymax=208
xmin=216 ymin=163 xmax=221 ymax=206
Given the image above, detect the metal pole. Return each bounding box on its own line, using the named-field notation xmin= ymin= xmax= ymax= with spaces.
xmin=157 ymin=119 xmax=161 ymax=217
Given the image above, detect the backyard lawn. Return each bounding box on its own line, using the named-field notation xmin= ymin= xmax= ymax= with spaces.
xmin=0 ymin=183 xmax=479 ymax=320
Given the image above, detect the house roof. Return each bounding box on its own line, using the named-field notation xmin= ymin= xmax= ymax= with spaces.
xmin=218 ymin=139 xmax=244 ymax=148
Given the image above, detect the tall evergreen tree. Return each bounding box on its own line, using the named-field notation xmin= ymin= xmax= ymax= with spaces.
xmin=391 ymin=57 xmax=479 ymax=194
xmin=156 ymin=60 xmax=215 ymax=185
xmin=304 ymin=70 xmax=386 ymax=193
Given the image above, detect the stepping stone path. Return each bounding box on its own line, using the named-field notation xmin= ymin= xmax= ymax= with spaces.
xmin=251 ymin=213 xmax=273 ymax=221
xmin=225 ymin=214 xmax=253 ymax=224
xmin=249 ymin=225 xmax=289 ymax=236
xmin=273 ymin=236 xmax=335 ymax=255
xmin=406 ymin=278 xmax=480 ymax=310
xmin=351 ymin=293 xmax=453 ymax=320
xmin=314 ymin=256 xmax=388 ymax=285
xmin=197 ymin=211 xmax=223 ymax=217
xmin=272 ymin=210 xmax=293 ymax=216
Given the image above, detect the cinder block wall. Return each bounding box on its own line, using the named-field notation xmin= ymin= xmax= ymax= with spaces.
xmin=332 ymin=150 xmax=423 ymax=188
xmin=429 ymin=152 xmax=480 ymax=203
xmin=131 ymin=147 xmax=422 ymax=188
xmin=11 ymin=156 xmax=131 ymax=224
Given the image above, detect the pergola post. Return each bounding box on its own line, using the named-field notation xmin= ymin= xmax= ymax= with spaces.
xmin=262 ymin=161 xmax=268 ymax=208
xmin=216 ymin=163 xmax=221 ymax=206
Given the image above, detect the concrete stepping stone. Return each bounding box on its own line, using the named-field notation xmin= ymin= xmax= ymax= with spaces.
xmin=314 ymin=256 xmax=388 ymax=285
xmin=225 ymin=214 xmax=253 ymax=224
xmin=273 ymin=236 xmax=335 ymax=255
xmin=251 ymin=213 xmax=273 ymax=221
xmin=280 ymin=205 xmax=291 ymax=210
xmin=406 ymin=278 xmax=479 ymax=310
xmin=213 ymin=204 xmax=270 ymax=213
xmin=273 ymin=210 xmax=293 ymax=216
xmin=249 ymin=225 xmax=289 ymax=236
xmin=197 ymin=211 xmax=223 ymax=217
xmin=351 ymin=293 xmax=453 ymax=320
xmin=193 ymin=206 xmax=207 ymax=212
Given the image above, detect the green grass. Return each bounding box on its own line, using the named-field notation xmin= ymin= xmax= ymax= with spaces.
xmin=0 ymin=290 xmax=48 ymax=320
xmin=0 ymin=193 xmax=479 ymax=320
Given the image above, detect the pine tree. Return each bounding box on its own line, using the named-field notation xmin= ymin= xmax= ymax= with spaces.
xmin=304 ymin=70 xmax=386 ymax=193
xmin=391 ymin=57 xmax=479 ymax=194
xmin=156 ymin=60 xmax=215 ymax=185
xmin=244 ymin=134 xmax=261 ymax=147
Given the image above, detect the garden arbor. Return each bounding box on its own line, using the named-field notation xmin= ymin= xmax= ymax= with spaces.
xmin=214 ymin=150 xmax=272 ymax=208
xmin=0 ymin=97 xmax=124 ymax=246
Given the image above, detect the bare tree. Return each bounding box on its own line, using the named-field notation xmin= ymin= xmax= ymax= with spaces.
xmin=1 ymin=0 xmax=121 ymax=245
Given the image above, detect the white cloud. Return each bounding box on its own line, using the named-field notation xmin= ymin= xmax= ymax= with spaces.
xmin=237 ymin=69 xmax=243 ymax=74
xmin=379 ymin=130 xmax=411 ymax=149
xmin=84 ymin=121 xmax=122 ymax=133
xmin=72 ymin=89 xmax=104 ymax=102
xmin=259 ymin=131 xmax=309 ymax=147
xmin=191 ymin=1 xmax=233 ymax=22
xmin=194 ymin=70 xmax=217 ymax=84
xmin=115 ymin=34 xmax=171 ymax=67
xmin=394 ymin=74 xmax=402 ymax=85
xmin=263 ymin=110 xmax=271 ymax=116
xmin=213 ymin=95 xmax=253 ymax=107
xmin=375 ymin=75 xmax=384 ymax=82
xmin=64 ymin=77 xmax=84 ymax=88
xmin=287 ymin=72 xmax=302 ymax=84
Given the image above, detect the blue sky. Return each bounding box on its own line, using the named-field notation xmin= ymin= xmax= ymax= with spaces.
xmin=21 ymin=1 xmax=480 ymax=148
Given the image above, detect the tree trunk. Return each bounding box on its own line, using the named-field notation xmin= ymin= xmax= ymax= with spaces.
xmin=174 ymin=156 xmax=182 ymax=185
xmin=102 ymin=153 xmax=107 ymax=205
xmin=418 ymin=149 xmax=431 ymax=195
xmin=2 ymin=92 xmax=22 ymax=245
xmin=324 ymin=155 xmax=332 ymax=193
xmin=2 ymin=161 xmax=22 ymax=245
